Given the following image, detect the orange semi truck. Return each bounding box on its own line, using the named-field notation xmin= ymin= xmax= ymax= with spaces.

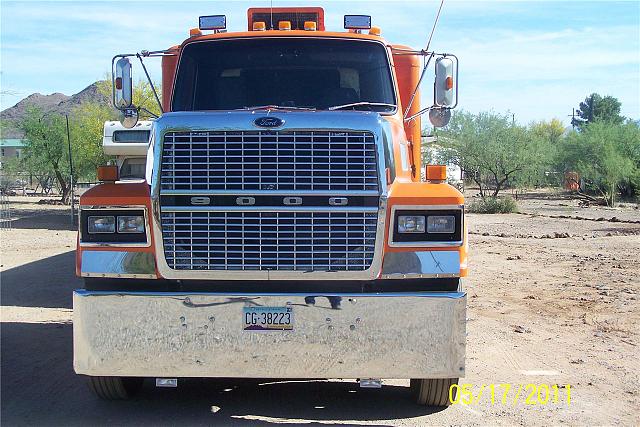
xmin=74 ymin=7 xmax=467 ymax=407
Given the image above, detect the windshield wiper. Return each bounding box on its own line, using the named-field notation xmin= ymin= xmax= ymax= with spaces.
xmin=327 ymin=102 xmax=397 ymax=111
xmin=236 ymin=105 xmax=316 ymax=111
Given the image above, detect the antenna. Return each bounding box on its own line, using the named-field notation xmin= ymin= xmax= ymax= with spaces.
xmin=270 ymin=0 xmax=274 ymax=30
xmin=425 ymin=0 xmax=445 ymax=53
xmin=403 ymin=0 xmax=446 ymax=120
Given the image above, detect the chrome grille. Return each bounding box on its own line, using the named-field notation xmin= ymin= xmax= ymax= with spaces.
xmin=160 ymin=130 xmax=378 ymax=192
xmin=161 ymin=211 xmax=378 ymax=271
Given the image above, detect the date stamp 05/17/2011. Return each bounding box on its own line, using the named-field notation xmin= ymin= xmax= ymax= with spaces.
xmin=449 ymin=384 xmax=572 ymax=406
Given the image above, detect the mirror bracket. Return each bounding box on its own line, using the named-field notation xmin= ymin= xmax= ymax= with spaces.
xmin=398 ymin=50 xmax=459 ymax=127
xmin=111 ymin=50 xmax=169 ymax=127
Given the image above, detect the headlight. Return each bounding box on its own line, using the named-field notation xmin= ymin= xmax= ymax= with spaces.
xmin=427 ymin=215 xmax=455 ymax=233
xmin=81 ymin=208 xmax=148 ymax=246
xmin=88 ymin=216 xmax=116 ymax=234
xmin=398 ymin=215 xmax=426 ymax=233
xmin=392 ymin=208 xmax=463 ymax=245
xmin=117 ymin=215 xmax=145 ymax=233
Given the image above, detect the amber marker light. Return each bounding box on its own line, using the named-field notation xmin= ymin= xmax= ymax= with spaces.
xmin=304 ymin=21 xmax=317 ymax=31
xmin=253 ymin=21 xmax=266 ymax=31
xmin=426 ymin=165 xmax=447 ymax=182
xmin=445 ymin=76 xmax=454 ymax=90
xmin=97 ymin=165 xmax=119 ymax=183
xmin=279 ymin=21 xmax=292 ymax=30
xmin=369 ymin=26 xmax=381 ymax=36
xmin=189 ymin=28 xmax=202 ymax=37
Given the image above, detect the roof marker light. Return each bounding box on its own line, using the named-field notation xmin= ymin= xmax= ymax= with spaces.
xmin=253 ymin=21 xmax=266 ymax=31
xmin=369 ymin=26 xmax=381 ymax=36
xmin=344 ymin=15 xmax=372 ymax=30
xmin=199 ymin=15 xmax=226 ymax=31
xmin=189 ymin=28 xmax=202 ymax=37
xmin=279 ymin=20 xmax=292 ymax=31
xmin=304 ymin=21 xmax=317 ymax=31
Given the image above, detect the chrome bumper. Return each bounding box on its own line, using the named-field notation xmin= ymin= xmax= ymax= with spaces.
xmin=73 ymin=290 xmax=466 ymax=378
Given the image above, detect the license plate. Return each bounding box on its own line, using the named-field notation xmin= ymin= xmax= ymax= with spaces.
xmin=243 ymin=306 xmax=293 ymax=331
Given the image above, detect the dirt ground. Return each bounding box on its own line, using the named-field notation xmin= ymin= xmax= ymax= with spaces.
xmin=1 ymin=190 xmax=639 ymax=426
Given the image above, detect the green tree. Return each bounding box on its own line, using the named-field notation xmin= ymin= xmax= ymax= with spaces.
xmin=438 ymin=111 xmax=553 ymax=199
xmin=70 ymin=101 xmax=115 ymax=181
xmin=616 ymin=121 xmax=640 ymax=198
xmin=530 ymin=118 xmax=565 ymax=144
xmin=529 ymin=118 xmax=566 ymax=186
xmin=20 ymin=107 xmax=73 ymax=202
xmin=559 ymin=121 xmax=638 ymax=206
xmin=572 ymin=93 xmax=625 ymax=130
xmin=0 ymin=157 xmax=21 ymax=193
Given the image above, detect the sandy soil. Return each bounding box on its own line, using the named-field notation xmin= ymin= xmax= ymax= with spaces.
xmin=1 ymin=192 xmax=639 ymax=426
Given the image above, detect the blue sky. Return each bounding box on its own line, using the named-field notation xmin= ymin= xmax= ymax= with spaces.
xmin=1 ymin=0 xmax=638 ymax=126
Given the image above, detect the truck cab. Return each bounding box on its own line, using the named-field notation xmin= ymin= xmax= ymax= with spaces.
xmin=74 ymin=7 xmax=467 ymax=407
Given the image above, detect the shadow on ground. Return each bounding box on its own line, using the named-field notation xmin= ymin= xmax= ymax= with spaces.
xmin=1 ymin=250 xmax=78 ymax=309
xmin=1 ymin=251 xmax=443 ymax=426
xmin=1 ymin=321 xmax=440 ymax=426
xmin=5 ymin=212 xmax=76 ymax=231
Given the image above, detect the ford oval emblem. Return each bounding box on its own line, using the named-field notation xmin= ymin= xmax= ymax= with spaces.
xmin=254 ymin=116 xmax=284 ymax=128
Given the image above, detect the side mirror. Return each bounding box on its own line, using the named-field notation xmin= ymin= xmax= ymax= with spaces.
xmin=434 ymin=57 xmax=455 ymax=107
xmin=428 ymin=107 xmax=451 ymax=128
xmin=120 ymin=107 xmax=139 ymax=129
xmin=114 ymin=58 xmax=133 ymax=109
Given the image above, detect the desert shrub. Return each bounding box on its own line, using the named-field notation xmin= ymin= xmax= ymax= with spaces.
xmin=468 ymin=196 xmax=518 ymax=214
xmin=559 ymin=121 xmax=638 ymax=206
xmin=437 ymin=111 xmax=554 ymax=199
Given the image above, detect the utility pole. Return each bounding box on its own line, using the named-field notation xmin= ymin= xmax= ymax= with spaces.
xmin=65 ymin=114 xmax=75 ymax=225
xmin=568 ymin=108 xmax=577 ymax=130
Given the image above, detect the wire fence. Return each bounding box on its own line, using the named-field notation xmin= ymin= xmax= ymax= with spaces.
xmin=0 ymin=172 xmax=99 ymax=227
xmin=0 ymin=193 xmax=12 ymax=230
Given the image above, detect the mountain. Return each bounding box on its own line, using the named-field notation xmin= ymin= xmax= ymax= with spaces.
xmin=0 ymin=81 xmax=109 ymax=139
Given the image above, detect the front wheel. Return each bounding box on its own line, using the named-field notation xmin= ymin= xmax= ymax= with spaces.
xmin=410 ymin=378 xmax=458 ymax=407
xmin=87 ymin=376 xmax=144 ymax=400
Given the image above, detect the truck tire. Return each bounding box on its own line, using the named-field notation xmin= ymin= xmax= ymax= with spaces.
xmin=88 ymin=376 xmax=143 ymax=400
xmin=410 ymin=378 xmax=458 ymax=407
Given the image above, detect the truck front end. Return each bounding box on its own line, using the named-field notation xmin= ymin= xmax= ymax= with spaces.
xmin=74 ymin=7 xmax=466 ymax=406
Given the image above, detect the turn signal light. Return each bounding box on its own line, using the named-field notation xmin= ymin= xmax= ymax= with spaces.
xmin=279 ymin=21 xmax=292 ymax=31
xmin=426 ymin=165 xmax=447 ymax=182
xmin=97 ymin=165 xmax=119 ymax=182
xmin=304 ymin=21 xmax=317 ymax=31
xmin=253 ymin=21 xmax=266 ymax=31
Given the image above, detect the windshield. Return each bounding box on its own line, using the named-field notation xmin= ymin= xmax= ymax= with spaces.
xmin=172 ymin=38 xmax=396 ymax=112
